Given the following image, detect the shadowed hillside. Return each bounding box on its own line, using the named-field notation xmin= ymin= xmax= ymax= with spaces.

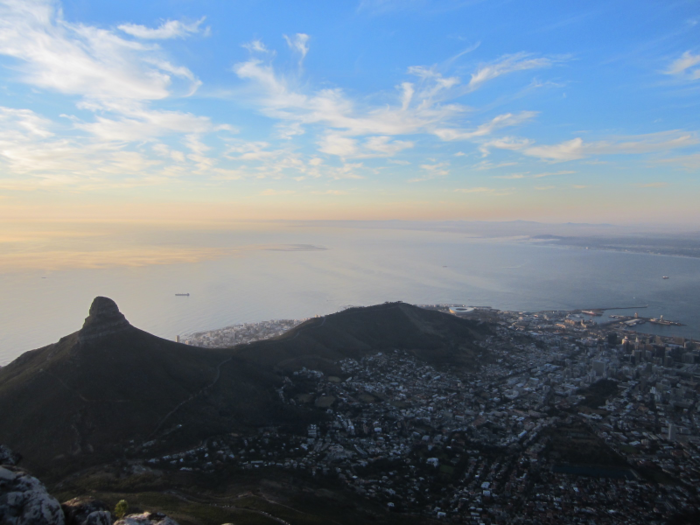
xmin=0 ymin=298 xmax=283 ymax=474
xmin=236 ymin=301 xmax=491 ymax=373
xmin=0 ymin=298 xmax=490 ymax=476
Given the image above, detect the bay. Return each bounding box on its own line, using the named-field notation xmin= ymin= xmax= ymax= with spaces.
xmin=1 ymin=224 xmax=698 ymax=365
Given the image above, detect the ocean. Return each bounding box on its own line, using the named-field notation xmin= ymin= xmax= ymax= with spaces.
xmin=1 ymin=223 xmax=698 ymax=365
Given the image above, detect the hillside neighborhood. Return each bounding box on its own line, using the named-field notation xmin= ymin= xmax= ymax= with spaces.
xmin=139 ymin=305 xmax=700 ymax=524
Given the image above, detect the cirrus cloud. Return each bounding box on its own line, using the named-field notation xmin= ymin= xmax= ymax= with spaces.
xmin=665 ymin=51 xmax=700 ymax=81
xmin=118 ymin=17 xmax=206 ymax=40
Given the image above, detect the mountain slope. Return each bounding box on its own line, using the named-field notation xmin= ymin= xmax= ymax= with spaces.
xmin=0 ymin=297 xmax=282 ymax=473
xmin=235 ymin=301 xmax=491 ymax=372
xmin=0 ymin=298 xmax=490 ymax=475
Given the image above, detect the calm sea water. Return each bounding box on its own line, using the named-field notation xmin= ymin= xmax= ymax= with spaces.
xmin=1 ymin=225 xmax=698 ymax=365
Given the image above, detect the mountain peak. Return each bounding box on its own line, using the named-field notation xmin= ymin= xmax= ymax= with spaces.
xmin=79 ymin=296 xmax=130 ymax=342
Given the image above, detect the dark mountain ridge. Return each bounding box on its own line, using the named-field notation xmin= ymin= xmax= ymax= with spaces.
xmin=238 ymin=301 xmax=490 ymax=372
xmin=0 ymin=297 xmax=490 ymax=475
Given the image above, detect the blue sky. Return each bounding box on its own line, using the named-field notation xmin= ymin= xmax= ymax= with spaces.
xmin=0 ymin=0 xmax=699 ymax=224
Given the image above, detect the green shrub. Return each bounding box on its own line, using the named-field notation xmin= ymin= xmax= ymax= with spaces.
xmin=114 ymin=499 xmax=129 ymax=519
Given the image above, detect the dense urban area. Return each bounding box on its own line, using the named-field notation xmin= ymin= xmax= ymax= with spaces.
xmin=180 ymin=319 xmax=305 ymax=347
xmin=148 ymin=306 xmax=700 ymax=524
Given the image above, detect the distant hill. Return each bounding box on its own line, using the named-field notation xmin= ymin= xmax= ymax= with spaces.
xmin=0 ymin=297 xmax=490 ymax=475
xmin=236 ymin=301 xmax=491 ymax=372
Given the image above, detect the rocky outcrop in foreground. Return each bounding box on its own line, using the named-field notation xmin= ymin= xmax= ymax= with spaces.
xmin=62 ymin=497 xmax=112 ymax=525
xmin=114 ymin=513 xmax=178 ymax=525
xmin=0 ymin=466 xmax=65 ymax=525
xmin=0 ymin=446 xmax=20 ymax=467
xmin=1 ymin=446 xmax=180 ymax=525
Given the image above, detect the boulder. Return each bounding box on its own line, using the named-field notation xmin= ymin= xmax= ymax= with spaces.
xmin=0 ymin=445 xmax=21 ymax=467
xmin=61 ymin=496 xmax=112 ymax=525
xmin=0 ymin=466 xmax=65 ymax=525
xmin=113 ymin=512 xmax=178 ymax=525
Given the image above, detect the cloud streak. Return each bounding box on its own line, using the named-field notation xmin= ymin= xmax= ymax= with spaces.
xmin=233 ymin=39 xmax=560 ymax=161
xmin=0 ymin=0 xmax=201 ymax=103
xmin=467 ymin=53 xmax=557 ymax=92
xmin=665 ymin=51 xmax=700 ymax=81
xmin=118 ymin=18 xmax=206 ymax=40
xmin=284 ymin=33 xmax=310 ymax=68
xmin=515 ymin=132 xmax=697 ymax=161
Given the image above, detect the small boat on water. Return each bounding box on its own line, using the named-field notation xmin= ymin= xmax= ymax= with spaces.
xmin=662 ymin=276 xmax=669 ymax=279
xmin=175 ymin=293 xmax=190 ymax=296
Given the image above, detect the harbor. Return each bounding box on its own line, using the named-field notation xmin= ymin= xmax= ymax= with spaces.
xmin=561 ymin=305 xmax=685 ymax=329
xmin=606 ymin=314 xmax=684 ymax=327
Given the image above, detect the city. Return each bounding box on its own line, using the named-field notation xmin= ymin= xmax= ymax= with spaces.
xmin=140 ymin=306 xmax=700 ymax=524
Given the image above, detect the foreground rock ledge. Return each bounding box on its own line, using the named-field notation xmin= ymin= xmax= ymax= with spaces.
xmin=114 ymin=513 xmax=178 ymax=525
xmin=0 ymin=466 xmax=65 ymax=525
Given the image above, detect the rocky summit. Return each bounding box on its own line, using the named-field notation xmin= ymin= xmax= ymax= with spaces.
xmin=78 ymin=297 xmax=131 ymax=343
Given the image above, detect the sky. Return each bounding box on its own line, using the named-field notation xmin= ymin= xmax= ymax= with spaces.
xmin=0 ymin=0 xmax=699 ymax=225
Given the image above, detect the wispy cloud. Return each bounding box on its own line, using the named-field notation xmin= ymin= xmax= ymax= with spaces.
xmin=76 ymin=109 xmax=219 ymax=143
xmin=522 ymin=138 xmax=585 ymax=161
xmin=471 ymin=160 xmax=518 ymax=170
xmin=234 ymin=53 xmax=469 ymax=143
xmin=0 ymin=0 xmax=231 ymax=188
xmin=284 ymin=33 xmax=310 ymax=69
xmin=317 ymin=134 xmax=414 ymax=158
xmin=434 ymin=111 xmax=537 ymax=141
xmin=0 ymin=0 xmax=201 ymax=103
xmin=467 ymin=53 xmax=558 ymax=92
xmin=118 ymin=17 xmax=206 ymax=40
xmin=409 ymin=162 xmax=450 ymax=182
xmin=233 ymin=38 xmax=558 ymax=159
xmin=665 ymin=51 xmax=700 ymax=81
xmin=656 ymin=153 xmax=700 ymax=170
xmin=478 ymin=136 xmax=533 ymax=156
xmin=520 ymin=132 xmax=697 ymax=161
xmin=532 ymin=170 xmax=575 ymax=178
xmin=225 ymin=141 xmax=285 ymax=161
xmin=243 ymin=39 xmax=272 ymax=54
xmin=494 ymin=173 xmax=527 ymax=179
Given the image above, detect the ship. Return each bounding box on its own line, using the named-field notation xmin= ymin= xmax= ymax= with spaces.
xmin=175 ymin=293 xmax=190 ymax=296
xmin=662 ymin=276 xmax=669 ymax=279
xmin=649 ymin=314 xmax=683 ymax=326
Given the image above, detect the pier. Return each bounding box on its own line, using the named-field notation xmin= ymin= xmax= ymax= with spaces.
xmin=576 ymin=305 xmax=649 ymax=312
